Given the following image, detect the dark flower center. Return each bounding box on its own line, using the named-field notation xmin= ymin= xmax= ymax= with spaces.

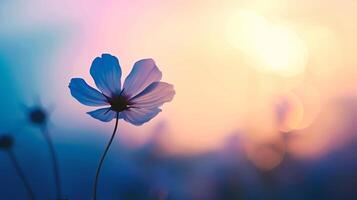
xmin=29 ymin=108 xmax=47 ymax=125
xmin=108 ymin=95 xmax=130 ymax=112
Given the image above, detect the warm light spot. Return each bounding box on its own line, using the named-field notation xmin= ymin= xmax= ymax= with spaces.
xmin=226 ymin=10 xmax=308 ymax=77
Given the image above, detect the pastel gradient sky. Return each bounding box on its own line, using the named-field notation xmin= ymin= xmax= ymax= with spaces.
xmin=1 ymin=0 xmax=357 ymax=157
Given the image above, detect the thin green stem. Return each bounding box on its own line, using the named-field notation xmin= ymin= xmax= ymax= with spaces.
xmin=8 ymin=150 xmax=36 ymax=200
xmin=93 ymin=112 xmax=119 ymax=200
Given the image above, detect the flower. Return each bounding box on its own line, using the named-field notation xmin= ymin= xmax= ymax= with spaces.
xmin=28 ymin=106 xmax=48 ymax=126
xmin=69 ymin=54 xmax=175 ymax=125
xmin=0 ymin=135 xmax=13 ymax=150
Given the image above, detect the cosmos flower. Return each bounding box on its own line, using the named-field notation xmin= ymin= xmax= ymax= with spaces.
xmin=69 ymin=53 xmax=175 ymax=199
xmin=69 ymin=53 xmax=175 ymax=125
xmin=24 ymin=104 xmax=64 ymax=199
xmin=0 ymin=134 xmax=36 ymax=199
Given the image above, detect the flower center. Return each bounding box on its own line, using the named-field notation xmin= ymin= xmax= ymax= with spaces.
xmin=108 ymin=95 xmax=130 ymax=112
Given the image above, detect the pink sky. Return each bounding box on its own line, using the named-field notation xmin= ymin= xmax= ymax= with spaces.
xmin=3 ymin=0 xmax=357 ymax=158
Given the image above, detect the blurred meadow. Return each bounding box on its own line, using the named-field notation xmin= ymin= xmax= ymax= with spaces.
xmin=1 ymin=0 xmax=357 ymax=199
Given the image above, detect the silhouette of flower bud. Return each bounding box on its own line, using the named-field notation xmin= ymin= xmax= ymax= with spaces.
xmin=0 ymin=135 xmax=13 ymax=150
xmin=28 ymin=107 xmax=48 ymax=125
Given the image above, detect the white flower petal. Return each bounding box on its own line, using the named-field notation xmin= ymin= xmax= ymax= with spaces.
xmin=90 ymin=54 xmax=122 ymax=97
xmin=87 ymin=107 xmax=118 ymax=122
xmin=121 ymin=107 xmax=161 ymax=126
xmin=122 ymin=59 xmax=162 ymax=99
xmin=69 ymin=78 xmax=108 ymax=106
xmin=130 ymin=82 xmax=175 ymax=109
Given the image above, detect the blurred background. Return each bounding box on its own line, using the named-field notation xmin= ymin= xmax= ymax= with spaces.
xmin=1 ymin=0 xmax=357 ymax=199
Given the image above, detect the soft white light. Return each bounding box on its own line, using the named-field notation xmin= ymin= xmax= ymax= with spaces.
xmin=226 ymin=10 xmax=308 ymax=77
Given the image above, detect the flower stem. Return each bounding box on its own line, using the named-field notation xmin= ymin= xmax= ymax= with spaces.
xmin=93 ymin=112 xmax=119 ymax=200
xmin=41 ymin=126 xmax=62 ymax=199
xmin=7 ymin=150 xmax=36 ymax=200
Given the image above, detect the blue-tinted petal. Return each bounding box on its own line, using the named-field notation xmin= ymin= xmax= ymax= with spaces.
xmin=69 ymin=78 xmax=108 ymax=106
xmin=90 ymin=54 xmax=122 ymax=97
xmin=87 ymin=107 xmax=119 ymax=122
xmin=122 ymin=59 xmax=162 ymax=99
xmin=130 ymin=82 xmax=175 ymax=109
xmin=122 ymin=107 xmax=161 ymax=126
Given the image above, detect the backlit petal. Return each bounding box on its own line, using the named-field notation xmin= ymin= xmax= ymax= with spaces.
xmin=122 ymin=59 xmax=162 ymax=99
xmin=90 ymin=54 xmax=122 ymax=97
xmin=122 ymin=107 xmax=161 ymax=126
xmin=130 ymin=82 xmax=175 ymax=109
xmin=69 ymin=78 xmax=108 ymax=106
xmin=87 ymin=107 xmax=119 ymax=122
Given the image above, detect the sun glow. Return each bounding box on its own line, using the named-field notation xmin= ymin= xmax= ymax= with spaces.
xmin=226 ymin=11 xmax=308 ymax=77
